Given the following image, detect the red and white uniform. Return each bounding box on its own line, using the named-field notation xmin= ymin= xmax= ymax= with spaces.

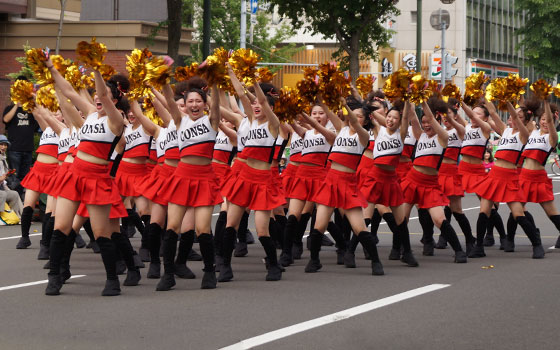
xmin=219 ymin=117 xmax=251 ymax=199
xmin=396 ymin=126 xmax=416 ymax=180
xmin=281 ymin=130 xmax=303 ymax=194
xmin=361 ymin=126 xmax=404 ymax=206
xmin=438 ymin=128 xmax=464 ymax=197
xmin=313 ymin=126 xmax=367 ymax=210
xmin=147 ymin=137 xmax=157 ymax=172
xmin=212 ymin=129 xmax=236 ymax=194
xmin=458 ymin=124 xmax=488 ymax=193
xmin=357 ymin=130 xmax=375 ymax=187
xmin=519 ymin=130 xmax=554 ymax=203
xmin=21 ymin=127 xmax=60 ymax=196
xmin=401 ymin=133 xmax=449 ymax=208
xmin=271 ymin=135 xmax=288 ymax=199
xmin=57 ymin=128 xmax=71 ymax=162
xmin=115 ymin=124 xmax=151 ymax=197
xmin=223 ymin=120 xmax=285 ymax=211
xmin=158 ymin=115 xmax=221 ymax=207
xmin=288 ymin=129 xmax=332 ymax=202
xmin=475 ymin=128 xmax=525 ymax=203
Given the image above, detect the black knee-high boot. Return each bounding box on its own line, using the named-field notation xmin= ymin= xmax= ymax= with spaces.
xmin=327 ymin=221 xmax=347 ymax=265
xmin=237 ymin=211 xmax=249 ymax=243
xmin=218 ymin=227 xmax=236 ymax=282
xmin=345 ymin=234 xmax=360 ymax=268
xmin=83 ymin=219 xmax=99 ymax=253
xmin=38 ymin=213 xmax=54 ymax=259
xmin=198 ymin=233 xmax=217 ymax=289
xmin=260 ymin=236 xmax=282 ymax=281
xmin=505 ymin=212 xmax=517 ymax=251
xmin=16 ymin=206 xmax=34 ymax=249
xmin=156 ymin=230 xmax=178 ymax=291
xmin=175 ymin=230 xmax=195 ymax=279
xmin=60 ymin=230 xmax=76 ymax=283
xmin=371 ymin=208 xmax=382 ymax=240
xmin=140 ymin=215 xmax=151 ymax=245
xmin=418 ymin=209 xmax=435 ymax=254
xmin=147 ymin=223 xmax=163 ymax=278
xmin=96 ymin=237 xmax=121 ymax=296
xmin=444 ymin=206 xmax=452 ymax=222
xmin=340 ymin=215 xmax=352 ymax=242
xmin=397 ymin=221 xmax=419 ymax=266
xmin=305 ymin=229 xmax=323 ymax=273
xmin=45 ymin=229 xmax=67 ymax=295
xmin=452 ymin=212 xmax=474 ymax=243
xmin=436 ymin=208 xmax=450 ymax=249
xmin=357 ymin=231 xmax=384 ymax=275
xmin=492 ymin=209 xmax=506 ymax=239
xmin=111 ymin=231 xmax=141 ymax=286
xmin=268 ymin=218 xmax=281 ymax=248
xmin=275 ymin=214 xmax=287 ymax=249
xmin=549 ymin=215 xmax=560 ymax=248
xmin=127 ymin=209 xmax=145 ymax=235
xmin=516 ymin=216 xmax=545 ymax=259
xmin=280 ymin=215 xmax=298 ymax=266
xmin=388 ymin=213 xmax=402 ymax=260
xmin=293 ymin=212 xmax=311 ymax=259
xmin=214 ymin=211 xmax=227 ymax=256
xmin=470 ymin=213 xmax=488 ymax=258
xmin=440 ymin=220 xmax=467 ymax=263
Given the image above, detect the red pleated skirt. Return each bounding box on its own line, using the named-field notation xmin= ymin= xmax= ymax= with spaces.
xmin=438 ymin=162 xmax=464 ymax=197
xmin=401 ymin=168 xmax=449 ymax=208
xmin=146 ymin=162 xmax=156 ymax=173
xmin=288 ymin=164 xmax=327 ymax=201
xmin=271 ymin=166 xmax=285 ymax=199
xmin=55 ymin=158 xmax=121 ymax=205
xmin=223 ymin=165 xmax=286 ymax=211
xmin=114 ymin=161 xmax=149 ymax=197
xmin=137 ymin=164 xmax=176 ymax=206
xmin=357 ymin=156 xmax=374 ymax=188
xmin=458 ymin=161 xmax=487 ymax=194
xmin=474 ymin=165 xmax=525 ymax=203
xmin=396 ymin=161 xmax=412 ymax=182
xmin=212 ymin=162 xmax=231 ymax=189
xmin=361 ymin=166 xmax=404 ymax=207
xmin=76 ymin=199 xmax=128 ymax=219
xmin=51 ymin=162 xmax=73 ymax=198
xmin=220 ymin=160 xmax=245 ymax=196
xmin=281 ymin=162 xmax=299 ymax=195
xmin=519 ymin=168 xmax=554 ymax=203
xmin=157 ymin=162 xmax=222 ymax=207
xmin=20 ymin=161 xmax=59 ymax=196
xmin=313 ymin=168 xmax=367 ymax=210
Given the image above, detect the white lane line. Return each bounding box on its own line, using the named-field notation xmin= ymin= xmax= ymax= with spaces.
xmin=220 ymin=283 xmax=450 ymax=350
xmin=0 ymin=275 xmax=86 ymax=292
xmin=213 ymin=213 xmax=220 ymax=216
xmin=0 ymin=233 xmax=41 ymax=241
xmin=549 ymin=246 xmax=556 ymax=250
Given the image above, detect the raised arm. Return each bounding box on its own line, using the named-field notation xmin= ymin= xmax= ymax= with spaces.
xmin=290 ymin=121 xmax=308 ymax=138
xmin=407 ymin=102 xmax=422 ymax=140
xmin=93 ymin=69 xmax=124 ymax=135
xmin=219 ymin=122 xmax=238 ymax=147
xmin=350 ymin=83 xmax=363 ymax=102
xmin=342 ymin=98 xmax=369 ymax=147
xmin=486 ymin=99 xmax=506 ymax=135
xmin=444 ymin=112 xmax=466 ymax=140
xmin=506 ymin=101 xmax=529 ymax=143
xmin=299 ymin=112 xmax=337 ymax=145
xmin=209 ymin=85 xmax=220 ymax=131
xmin=30 ymin=106 xmax=51 ymax=131
xmin=422 ymin=101 xmax=448 ymax=147
xmin=56 ymin=88 xmax=85 ymax=129
xmin=151 ymin=96 xmax=171 ymax=128
xmin=162 ymin=83 xmax=182 ymax=127
xmin=129 ymin=100 xmax=159 ymax=138
xmin=46 ymin=57 xmax=95 ymax=116
xmin=253 ymin=82 xmax=279 ymax=138
xmin=317 ymin=95 xmax=342 ymax=133
xmin=544 ymin=101 xmax=558 ymax=147
xmin=460 ymin=101 xmax=493 ymax=137
xmin=151 ymin=87 xmax=170 ymax=110
xmin=226 ymin=63 xmax=254 ymax=121
xmin=79 ymin=88 xmax=95 ymax=106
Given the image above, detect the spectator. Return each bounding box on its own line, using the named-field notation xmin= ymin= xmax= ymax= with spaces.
xmin=279 ymin=157 xmax=287 ymax=173
xmin=2 ymin=76 xmax=39 ymax=197
xmin=483 ymin=148 xmax=494 ymax=173
xmin=0 ymin=135 xmax=23 ymax=218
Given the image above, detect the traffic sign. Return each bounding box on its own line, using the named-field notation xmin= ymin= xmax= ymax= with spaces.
xmin=250 ymin=0 xmax=258 ymax=14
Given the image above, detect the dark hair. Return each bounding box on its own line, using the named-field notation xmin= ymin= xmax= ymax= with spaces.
xmin=116 ymin=97 xmax=130 ymax=115
xmin=174 ymin=81 xmax=189 ymax=101
xmin=106 ymin=74 xmax=130 ymax=102
xmin=447 ymin=97 xmax=460 ymax=114
xmin=366 ymin=89 xmax=386 ymax=102
xmin=185 ymin=76 xmax=208 ymax=103
xmin=347 ymin=99 xmax=376 ymax=131
xmin=427 ymin=97 xmax=448 ymax=119
xmin=473 ymin=104 xmax=490 ymax=117
xmin=16 ymin=75 xmax=28 ymax=81
xmin=551 ymin=103 xmax=559 ymax=119
xmin=520 ymin=98 xmax=542 ymax=121
xmin=485 ymin=147 xmax=494 ymax=162
xmin=249 ymin=83 xmax=278 ymax=107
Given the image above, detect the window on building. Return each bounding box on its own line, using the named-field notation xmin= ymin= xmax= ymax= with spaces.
xmin=411 ymin=11 xmax=417 ymax=25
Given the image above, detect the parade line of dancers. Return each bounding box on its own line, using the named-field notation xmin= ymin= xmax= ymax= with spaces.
xmin=11 ymin=53 xmax=560 ymax=296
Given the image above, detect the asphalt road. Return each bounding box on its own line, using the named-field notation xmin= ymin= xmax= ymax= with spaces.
xmin=1 ymin=177 xmax=560 ymax=349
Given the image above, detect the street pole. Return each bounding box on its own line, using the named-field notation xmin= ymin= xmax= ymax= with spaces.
xmin=416 ymin=0 xmax=422 ymax=73
xmin=202 ymin=0 xmax=211 ymax=60
xmin=441 ymin=18 xmax=446 ymax=86
xmin=240 ymin=0 xmax=247 ymax=49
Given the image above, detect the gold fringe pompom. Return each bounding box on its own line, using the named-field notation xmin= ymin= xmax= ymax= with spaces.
xmin=229 ymin=48 xmax=260 ymax=87
xmin=174 ymin=62 xmax=199 ymax=82
xmin=36 ymin=84 xmax=59 ymax=112
xmin=274 ymin=87 xmax=302 ymax=124
xmin=10 ymin=80 xmax=35 ymax=112
xmin=356 ymin=75 xmax=375 ymax=99
xmin=76 ymin=37 xmax=108 ymax=69
xmin=256 ymin=67 xmax=276 ymax=83
xmin=530 ymin=79 xmax=553 ymax=101
xmin=463 ymin=71 xmax=489 ymax=106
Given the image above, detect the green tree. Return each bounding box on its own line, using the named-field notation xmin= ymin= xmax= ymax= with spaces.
xmin=516 ymin=0 xmax=560 ymax=78
xmin=268 ymin=0 xmax=399 ymax=81
xmin=6 ymin=44 xmax=36 ymax=82
xmin=187 ymin=0 xmax=300 ymax=67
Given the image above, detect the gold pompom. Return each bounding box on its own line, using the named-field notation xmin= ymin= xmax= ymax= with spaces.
xmin=142 ymin=97 xmax=163 ymax=126
xmin=356 ymin=75 xmax=375 ymax=99
xmin=554 ymin=84 xmax=560 ymax=99
xmin=144 ymin=56 xmax=172 ymax=92
xmin=463 ymin=71 xmax=489 ymax=106
xmin=530 ymin=79 xmax=553 ymax=101
xmin=174 ymin=62 xmax=199 ymax=82
xmin=36 ymin=84 xmax=59 ymax=112
xmin=10 ymin=80 xmax=36 ymax=112
xmin=256 ymin=67 xmax=276 ymax=83
xmin=25 ymin=48 xmax=51 ymax=85
xmin=382 ymin=68 xmax=412 ymax=102
xmin=317 ymin=62 xmax=351 ymax=111
xmin=274 ymin=87 xmax=302 ymax=124
xmin=82 ymin=72 xmax=95 ymax=89
xmin=126 ymin=48 xmax=152 ymax=100
xmin=441 ymin=83 xmax=462 ymax=103
xmin=486 ymin=74 xmax=529 ymax=110
xmin=64 ymin=63 xmax=86 ymax=91
xmin=76 ymin=37 xmax=108 ymax=69
xmin=98 ymin=64 xmax=116 ymax=81
xmin=296 ymin=67 xmax=319 ymax=113
xmin=198 ymin=48 xmax=233 ymax=92
xmin=407 ymin=74 xmax=434 ymax=104
xmin=50 ymin=54 xmax=71 ymax=74
xmin=229 ymin=48 xmax=260 ymax=87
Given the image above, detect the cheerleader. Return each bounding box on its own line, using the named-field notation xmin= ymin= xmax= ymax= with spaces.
xmin=506 ymin=101 xmax=558 ymax=251
xmin=400 ymin=99 xmax=467 ymax=263
xmin=279 ymin=102 xmax=339 ymax=267
xmin=268 ymin=123 xmax=290 ymax=251
xmin=219 ymin=74 xmax=285 ymax=282
xmin=15 ymin=107 xmax=61 ymax=250
xmin=155 ymin=78 xmax=221 ymax=291
xmin=470 ymin=99 xmax=544 ymax=259
xmin=44 ymin=57 xmax=132 ymax=296
xmin=305 ymin=98 xmax=384 ymax=275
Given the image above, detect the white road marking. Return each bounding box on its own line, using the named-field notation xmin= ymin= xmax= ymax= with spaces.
xmin=219 ymin=283 xmax=450 ymax=350
xmin=549 ymin=246 xmax=556 ymax=250
xmin=0 ymin=233 xmax=41 ymax=241
xmin=0 ymin=275 xmax=86 ymax=292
